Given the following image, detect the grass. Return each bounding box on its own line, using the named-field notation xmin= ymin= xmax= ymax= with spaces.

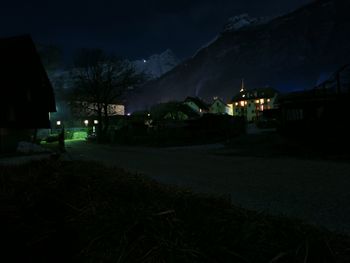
xmin=0 ymin=159 xmax=349 ymax=262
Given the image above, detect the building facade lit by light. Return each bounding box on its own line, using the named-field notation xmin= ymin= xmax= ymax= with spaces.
xmin=227 ymin=87 xmax=278 ymax=121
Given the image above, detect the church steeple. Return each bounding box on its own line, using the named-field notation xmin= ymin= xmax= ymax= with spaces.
xmin=240 ymin=78 xmax=245 ymax=93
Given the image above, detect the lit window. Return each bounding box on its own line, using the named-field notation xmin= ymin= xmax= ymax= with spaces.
xmin=260 ymin=99 xmax=265 ymax=104
xmin=255 ymin=100 xmax=259 ymax=104
xmin=240 ymin=101 xmax=245 ymax=107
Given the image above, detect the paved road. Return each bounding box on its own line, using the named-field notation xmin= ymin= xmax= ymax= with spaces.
xmin=65 ymin=140 xmax=350 ymax=234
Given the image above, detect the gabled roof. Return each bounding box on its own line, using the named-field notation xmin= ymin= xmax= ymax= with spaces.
xmin=211 ymin=98 xmax=228 ymax=106
xmin=184 ymin=96 xmax=210 ymax=110
xmin=231 ymin=87 xmax=278 ymax=102
xmin=0 ymin=35 xmax=56 ymax=128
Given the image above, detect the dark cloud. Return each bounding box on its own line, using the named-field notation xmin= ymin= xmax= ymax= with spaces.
xmin=0 ymin=0 xmax=311 ymax=60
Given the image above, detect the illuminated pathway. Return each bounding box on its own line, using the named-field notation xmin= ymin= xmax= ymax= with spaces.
xmin=66 ymin=140 xmax=350 ymax=234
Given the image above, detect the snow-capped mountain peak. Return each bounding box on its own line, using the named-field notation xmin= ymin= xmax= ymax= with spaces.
xmin=222 ymin=14 xmax=272 ymax=32
xmin=133 ymin=49 xmax=180 ymax=79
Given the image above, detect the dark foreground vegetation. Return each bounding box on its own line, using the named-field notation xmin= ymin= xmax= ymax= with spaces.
xmin=0 ymin=160 xmax=349 ymax=263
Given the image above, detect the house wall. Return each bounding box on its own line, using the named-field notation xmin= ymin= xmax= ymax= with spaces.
xmin=228 ymin=96 xmax=277 ymax=122
xmin=209 ymin=100 xmax=230 ymax=114
xmin=84 ymin=103 xmax=125 ymax=116
xmin=184 ymin=101 xmax=201 ymax=114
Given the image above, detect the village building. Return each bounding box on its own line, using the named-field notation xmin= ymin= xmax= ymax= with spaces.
xmin=227 ymin=82 xmax=278 ymax=122
xmin=278 ymin=64 xmax=350 ymax=139
xmin=0 ymin=35 xmax=56 ymax=152
xmin=209 ymin=97 xmax=231 ymax=115
xmin=184 ymin=97 xmax=209 ymax=115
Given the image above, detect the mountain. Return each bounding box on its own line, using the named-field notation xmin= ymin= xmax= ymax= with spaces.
xmin=133 ymin=49 xmax=180 ymax=79
xmin=222 ymin=14 xmax=272 ymax=32
xmin=129 ymin=0 xmax=350 ymax=111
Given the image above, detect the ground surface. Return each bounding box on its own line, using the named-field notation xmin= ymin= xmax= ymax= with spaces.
xmin=62 ymin=139 xmax=350 ymax=235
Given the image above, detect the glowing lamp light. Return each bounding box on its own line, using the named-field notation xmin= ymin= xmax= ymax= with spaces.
xmin=235 ymin=102 xmax=239 ymax=106
xmin=240 ymin=101 xmax=245 ymax=107
xmin=127 ymin=113 xmax=131 ymax=116
xmin=84 ymin=120 xmax=89 ymax=126
xmin=267 ymin=99 xmax=271 ymax=102
xmin=56 ymin=121 xmax=61 ymax=126
xmin=143 ymin=59 xmax=147 ymax=63
xmin=260 ymin=99 xmax=265 ymax=104
xmin=94 ymin=120 xmax=99 ymax=124
xmin=147 ymin=113 xmax=151 ymax=117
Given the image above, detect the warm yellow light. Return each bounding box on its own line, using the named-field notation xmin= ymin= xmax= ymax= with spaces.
xmin=255 ymin=100 xmax=259 ymax=103
xmin=244 ymin=101 xmax=248 ymax=105
xmin=267 ymin=99 xmax=271 ymax=102
xmin=260 ymin=99 xmax=265 ymax=104
xmin=240 ymin=101 xmax=245 ymax=107
xmin=94 ymin=120 xmax=98 ymax=124
xmin=235 ymin=102 xmax=239 ymax=106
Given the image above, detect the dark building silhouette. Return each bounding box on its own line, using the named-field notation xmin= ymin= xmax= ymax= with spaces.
xmin=0 ymin=35 xmax=56 ymax=152
xmin=278 ymin=64 xmax=350 ymax=147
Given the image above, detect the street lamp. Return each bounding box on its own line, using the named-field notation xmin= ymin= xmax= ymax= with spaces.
xmin=84 ymin=120 xmax=89 ymax=126
xmin=56 ymin=121 xmax=61 ymax=126
xmin=94 ymin=120 xmax=98 ymax=124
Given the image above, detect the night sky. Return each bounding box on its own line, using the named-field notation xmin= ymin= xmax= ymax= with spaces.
xmin=1 ymin=0 xmax=311 ymax=60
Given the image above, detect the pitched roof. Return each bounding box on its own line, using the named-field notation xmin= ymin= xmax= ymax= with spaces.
xmin=0 ymin=35 xmax=56 ymax=128
xmin=184 ymin=96 xmax=210 ymax=110
xmin=231 ymin=87 xmax=278 ymax=102
xmin=211 ymin=98 xmax=228 ymax=106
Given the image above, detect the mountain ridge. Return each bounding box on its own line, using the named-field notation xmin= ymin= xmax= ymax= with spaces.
xmin=128 ymin=0 xmax=350 ymax=111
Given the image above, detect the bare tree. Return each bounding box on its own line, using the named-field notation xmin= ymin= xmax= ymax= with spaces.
xmin=70 ymin=48 xmax=143 ymax=141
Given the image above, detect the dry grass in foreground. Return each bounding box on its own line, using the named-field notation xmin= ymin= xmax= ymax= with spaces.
xmin=0 ymin=159 xmax=349 ymax=263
